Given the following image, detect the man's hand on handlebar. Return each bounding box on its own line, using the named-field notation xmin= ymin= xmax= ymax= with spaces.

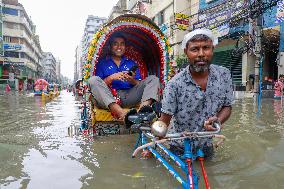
xmin=141 ymin=149 xmax=152 ymax=159
xmin=203 ymin=116 xmax=220 ymax=131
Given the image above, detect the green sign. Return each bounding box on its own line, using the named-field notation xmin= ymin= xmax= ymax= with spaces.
xmin=0 ymin=66 xmax=2 ymax=77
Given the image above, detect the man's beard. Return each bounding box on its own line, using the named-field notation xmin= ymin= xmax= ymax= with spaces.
xmin=189 ymin=61 xmax=210 ymax=72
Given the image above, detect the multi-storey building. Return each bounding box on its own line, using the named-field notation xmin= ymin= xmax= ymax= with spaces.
xmin=122 ymin=0 xmax=284 ymax=91
xmin=74 ymin=45 xmax=81 ymax=82
xmin=42 ymin=52 xmax=56 ymax=83
xmin=55 ymin=58 xmax=61 ymax=83
xmin=0 ymin=0 xmax=43 ymax=90
xmin=108 ymin=0 xmax=127 ymax=21
xmin=126 ymin=0 xmax=198 ymax=70
xmin=74 ymin=15 xmax=106 ymax=81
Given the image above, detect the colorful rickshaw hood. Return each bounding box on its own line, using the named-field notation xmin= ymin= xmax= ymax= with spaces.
xmin=83 ymin=14 xmax=173 ymax=84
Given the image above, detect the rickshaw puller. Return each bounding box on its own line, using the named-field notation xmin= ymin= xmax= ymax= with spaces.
xmin=142 ymin=29 xmax=234 ymax=158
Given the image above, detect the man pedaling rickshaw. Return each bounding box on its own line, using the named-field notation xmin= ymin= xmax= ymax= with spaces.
xmin=142 ymin=28 xmax=234 ymax=158
xmin=88 ymin=34 xmax=160 ymax=121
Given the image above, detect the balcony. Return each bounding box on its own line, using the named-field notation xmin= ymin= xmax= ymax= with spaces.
xmin=3 ymin=28 xmax=22 ymax=37
xmin=3 ymin=14 xmax=21 ymax=24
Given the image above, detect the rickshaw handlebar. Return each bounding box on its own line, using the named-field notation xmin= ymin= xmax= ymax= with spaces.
xmin=165 ymin=122 xmax=221 ymax=138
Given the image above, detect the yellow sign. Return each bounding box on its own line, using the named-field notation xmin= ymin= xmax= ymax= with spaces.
xmin=175 ymin=13 xmax=190 ymax=31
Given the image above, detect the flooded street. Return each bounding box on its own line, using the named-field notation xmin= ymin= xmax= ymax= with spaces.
xmin=0 ymin=91 xmax=284 ymax=189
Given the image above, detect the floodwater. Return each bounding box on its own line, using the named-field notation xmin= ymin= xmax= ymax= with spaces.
xmin=0 ymin=91 xmax=283 ymax=189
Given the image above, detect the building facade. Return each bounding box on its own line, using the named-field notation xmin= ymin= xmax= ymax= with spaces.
xmin=0 ymin=0 xmax=43 ymax=90
xmin=108 ymin=0 xmax=127 ymax=21
xmin=193 ymin=0 xmax=283 ymax=90
xmin=74 ymin=45 xmax=81 ymax=82
xmin=56 ymin=58 xmax=61 ymax=83
xmin=120 ymin=0 xmax=283 ymax=91
xmin=125 ymin=0 xmax=198 ymax=68
xmin=74 ymin=15 xmax=106 ymax=81
xmin=42 ymin=52 xmax=56 ymax=83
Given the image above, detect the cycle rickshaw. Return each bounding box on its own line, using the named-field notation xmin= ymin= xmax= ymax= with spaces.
xmin=83 ymin=14 xmax=173 ymax=135
xmin=80 ymin=14 xmax=226 ymax=189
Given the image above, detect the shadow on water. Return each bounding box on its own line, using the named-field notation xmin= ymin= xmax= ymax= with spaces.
xmin=0 ymin=92 xmax=284 ymax=189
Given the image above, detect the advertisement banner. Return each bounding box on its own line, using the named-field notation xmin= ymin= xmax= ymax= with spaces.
xmin=3 ymin=44 xmax=22 ymax=51
xmin=212 ymin=23 xmax=230 ymax=38
xmin=276 ymin=0 xmax=284 ymax=23
xmin=175 ymin=13 xmax=190 ymax=30
xmin=193 ymin=0 xmax=245 ymax=30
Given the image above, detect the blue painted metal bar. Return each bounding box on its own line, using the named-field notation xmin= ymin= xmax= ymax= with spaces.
xmin=157 ymin=143 xmax=187 ymax=171
xmin=148 ymin=146 xmax=189 ymax=189
xmin=134 ymin=133 xmax=141 ymax=150
xmin=141 ymin=132 xmax=148 ymax=145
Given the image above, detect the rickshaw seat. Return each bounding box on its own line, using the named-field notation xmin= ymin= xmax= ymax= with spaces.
xmin=93 ymin=106 xmax=139 ymax=122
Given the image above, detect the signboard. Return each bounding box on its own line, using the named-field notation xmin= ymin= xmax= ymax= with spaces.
xmin=175 ymin=13 xmax=190 ymax=30
xmin=0 ymin=66 xmax=2 ymax=77
xmin=276 ymin=0 xmax=284 ymax=23
xmin=3 ymin=44 xmax=22 ymax=51
xmin=193 ymin=0 xmax=245 ymax=30
xmin=212 ymin=23 xmax=230 ymax=38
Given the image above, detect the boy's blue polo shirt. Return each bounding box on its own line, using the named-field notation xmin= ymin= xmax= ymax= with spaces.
xmin=95 ymin=56 xmax=142 ymax=90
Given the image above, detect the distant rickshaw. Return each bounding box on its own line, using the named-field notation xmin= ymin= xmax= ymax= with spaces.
xmin=49 ymin=83 xmax=60 ymax=97
xmin=34 ymin=79 xmax=49 ymax=96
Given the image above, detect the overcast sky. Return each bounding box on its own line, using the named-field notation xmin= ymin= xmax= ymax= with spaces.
xmin=19 ymin=0 xmax=119 ymax=80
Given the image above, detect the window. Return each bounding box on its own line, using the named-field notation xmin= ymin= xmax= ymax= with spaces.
xmin=3 ymin=7 xmax=18 ymax=16
xmin=157 ymin=10 xmax=164 ymax=26
xmin=20 ymin=52 xmax=26 ymax=58
xmin=4 ymin=36 xmax=11 ymax=43
xmin=19 ymin=38 xmax=24 ymax=44
xmin=11 ymin=37 xmax=19 ymax=43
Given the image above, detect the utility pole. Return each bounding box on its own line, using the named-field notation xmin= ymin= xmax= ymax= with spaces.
xmin=250 ymin=0 xmax=263 ymax=97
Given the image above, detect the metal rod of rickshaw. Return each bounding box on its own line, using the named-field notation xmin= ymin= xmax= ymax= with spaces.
xmin=139 ymin=131 xmax=190 ymax=188
xmin=198 ymin=157 xmax=211 ymax=189
xmin=132 ymin=135 xmax=226 ymax=158
xmin=183 ymin=139 xmax=195 ymax=189
xmin=132 ymin=122 xmax=223 ymax=158
xmin=186 ymin=158 xmax=194 ymax=189
xmin=156 ymin=143 xmax=187 ymax=171
xmin=147 ymin=145 xmax=189 ymax=188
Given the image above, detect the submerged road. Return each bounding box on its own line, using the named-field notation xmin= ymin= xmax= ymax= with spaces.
xmin=0 ymin=91 xmax=284 ymax=189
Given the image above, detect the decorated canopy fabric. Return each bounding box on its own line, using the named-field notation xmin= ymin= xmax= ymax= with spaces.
xmin=83 ymin=14 xmax=173 ymax=83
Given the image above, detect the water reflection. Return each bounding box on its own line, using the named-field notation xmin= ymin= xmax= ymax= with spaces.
xmin=0 ymin=92 xmax=284 ymax=189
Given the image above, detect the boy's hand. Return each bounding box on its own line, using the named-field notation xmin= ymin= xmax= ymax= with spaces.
xmin=111 ymin=72 xmax=127 ymax=81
